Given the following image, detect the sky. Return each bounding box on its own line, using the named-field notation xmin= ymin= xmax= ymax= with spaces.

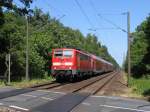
xmin=25 ymin=0 xmax=149 ymax=66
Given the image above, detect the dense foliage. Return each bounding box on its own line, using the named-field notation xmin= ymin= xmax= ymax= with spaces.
xmin=124 ymin=15 xmax=150 ymax=78
xmin=0 ymin=7 xmax=118 ymax=80
xmin=0 ymin=0 xmax=33 ymax=25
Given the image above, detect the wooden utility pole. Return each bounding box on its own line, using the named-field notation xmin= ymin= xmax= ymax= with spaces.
xmin=5 ymin=54 xmax=11 ymax=85
xmin=8 ymin=54 xmax=10 ymax=84
xmin=127 ymin=12 xmax=130 ymax=87
xmin=26 ymin=15 xmax=29 ymax=81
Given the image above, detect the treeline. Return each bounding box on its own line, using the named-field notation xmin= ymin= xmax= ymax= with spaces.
xmin=0 ymin=7 xmax=118 ymax=80
xmin=124 ymin=15 xmax=150 ymax=78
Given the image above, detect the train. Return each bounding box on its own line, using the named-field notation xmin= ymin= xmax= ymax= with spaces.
xmin=51 ymin=48 xmax=114 ymax=81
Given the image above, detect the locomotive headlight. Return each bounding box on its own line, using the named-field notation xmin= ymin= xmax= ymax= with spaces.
xmin=64 ymin=62 xmax=73 ymax=66
xmin=53 ymin=62 xmax=61 ymax=66
xmin=69 ymin=67 xmax=71 ymax=69
xmin=54 ymin=67 xmax=56 ymax=69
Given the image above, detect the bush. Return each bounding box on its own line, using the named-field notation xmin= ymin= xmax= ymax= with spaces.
xmin=129 ymin=77 xmax=150 ymax=96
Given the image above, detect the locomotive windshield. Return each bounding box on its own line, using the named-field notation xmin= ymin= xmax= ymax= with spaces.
xmin=54 ymin=50 xmax=73 ymax=57
xmin=63 ymin=50 xmax=73 ymax=57
xmin=54 ymin=50 xmax=63 ymax=57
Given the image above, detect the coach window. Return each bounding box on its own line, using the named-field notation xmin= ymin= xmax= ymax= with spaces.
xmin=80 ymin=54 xmax=88 ymax=60
xmin=54 ymin=50 xmax=63 ymax=57
xmin=80 ymin=54 xmax=84 ymax=60
xmin=63 ymin=50 xmax=73 ymax=57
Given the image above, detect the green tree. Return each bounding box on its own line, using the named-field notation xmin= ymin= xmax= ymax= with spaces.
xmin=0 ymin=8 xmax=119 ymax=81
xmin=124 ymin=15 xmax=150 ymax=78
xmin=0 ymin=12 xmax=26 ymax=79
xmin=0 ymin=0 xmax=33 ymax=25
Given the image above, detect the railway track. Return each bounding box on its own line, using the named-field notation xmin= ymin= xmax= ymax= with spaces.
xmin=94 ymin=71 xmax=119 ymax=95
xmin=71 ymin=71 xmax=117 ymax=94
xmin=33 ymin=71 xmax=117 ymax=94
xmin=0 ymin=71 xmax=120 ymax=101
xmin=27 ymin=71 xmax=119 ymax=95
xmin=72 ymin=71 xmax=118 ymax=95
xmin=0 ymin=71 xmax=121 ymax=112
xmin=30 ymin=81 xmax=56 ymax=88
xmin=28 ymin=71 xmax=119 ymax=112
xmin=30 ymin=81 xmax=67 ymax=90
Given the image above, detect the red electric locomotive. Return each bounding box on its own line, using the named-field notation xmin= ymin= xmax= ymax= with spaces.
xmin=51 ymin=48 xmax=113 ymax=81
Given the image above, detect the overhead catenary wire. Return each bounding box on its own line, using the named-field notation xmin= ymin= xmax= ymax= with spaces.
xmin=32 ymin=15 xmax=66 ymax=34
xmin=88 ymin=0 xmax=104 ymax=28
xmin=98 ymin=14 xmax=127 ymax=32
xmin=31 ymin=1 xmax=66 ymax=34
xmin=97 ymin=12 xmax=124 ymax=15
xmin=87 ymin=0 xmax=117 ymax=40
xmin=74 ymin=0 xmax=94 ymax=28
xmin=44 ymin=0 xmax=65 ymax=17
xmin=74 ymin=0 xmax=102 ymax=38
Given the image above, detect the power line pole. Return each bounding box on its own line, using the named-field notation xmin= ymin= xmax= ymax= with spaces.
xmin=127 ymin=11 xmax=130 ymax=87
xmin=26 ymin=15 xmax=29 ymax=81
xmin=8 ymin=53 xmax=11 ymax=84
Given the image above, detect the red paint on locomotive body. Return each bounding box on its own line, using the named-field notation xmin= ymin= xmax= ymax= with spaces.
xmin=51 ymin=48 xmax=75 ymax=72
xmin=51 ymin=48 xmax=114 ymax=81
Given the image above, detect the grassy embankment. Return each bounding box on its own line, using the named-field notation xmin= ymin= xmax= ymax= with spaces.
xmin=129 ymin=76 xmax=150 ymax=99
xmin=0 ymin=76 xmax=54 ymax=88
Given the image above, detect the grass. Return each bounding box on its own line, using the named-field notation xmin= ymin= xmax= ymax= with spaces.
xmin=0 ymin=76 xmax=54 ymax=88
xmin=129 ymin=76 xmax=150 ymax=97
xmin=0 ymin=80 xmax=6 ymax=87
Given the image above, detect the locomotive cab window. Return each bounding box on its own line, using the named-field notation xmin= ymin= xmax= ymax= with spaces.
xmin=63 ymin=50 xmax=73 ymax=57
xmin=54 ymin=50 xmax=63 ymax=57
xmin=80 ymin=54 xmax=89 ymax=60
